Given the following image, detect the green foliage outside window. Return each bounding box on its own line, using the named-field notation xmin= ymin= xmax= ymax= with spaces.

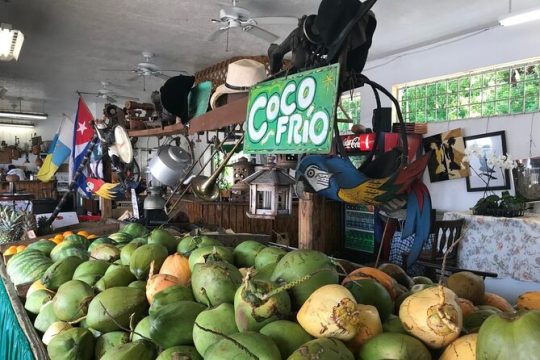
xmin=398 ymin=61 xmax=540 ymax=123
xmin=336 ymin=91 xmax=361 ymax=133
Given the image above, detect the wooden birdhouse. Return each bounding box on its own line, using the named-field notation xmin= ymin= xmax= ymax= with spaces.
xmin=244 ymin=156 xmax=295 ymax=219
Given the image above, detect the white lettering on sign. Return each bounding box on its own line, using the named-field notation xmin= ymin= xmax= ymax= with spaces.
xmin=247 ymin=76 xmax=329 ymax=146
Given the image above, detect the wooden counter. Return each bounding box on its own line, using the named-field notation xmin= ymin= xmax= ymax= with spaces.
xmin=0 ymin=180 xmax=57 ymax=200
xmin=174 ymin=196 xmax=343 ymax=253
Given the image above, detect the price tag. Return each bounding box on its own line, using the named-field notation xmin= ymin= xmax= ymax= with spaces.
xmin=131 ymin=189 xmax=140 ymax=219
xmin=27 ymin=230 xmax=37 ymax=239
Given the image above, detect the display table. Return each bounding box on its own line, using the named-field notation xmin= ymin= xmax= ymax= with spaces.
xmin=443 ymin=211 xmax=540 ymax=282
xmin=0 ymin=262 xmax=47 ymax=360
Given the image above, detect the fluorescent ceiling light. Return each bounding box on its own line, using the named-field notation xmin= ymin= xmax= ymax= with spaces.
xmin=0 ymin=123 xmax=35 ymax=129
xmin=0 ymin=111 xmax=48 ymax=120
xmin=0 ymin=23 xmax=24 ymax=61
xmin=499 ymin=7 xmax=540 ymax=26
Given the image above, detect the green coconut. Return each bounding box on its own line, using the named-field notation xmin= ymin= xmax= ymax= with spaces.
xmin=413 ymin=276 xmax=434 ymax=285
xmin=358 ymin=333 xmax=432 ymax=360
xmin=270 ymin=249 xmax=339 ymax=308
xmin=132 ymin=316 xmax=151 ymax=342
xmin=47 ymin=327 xmax=95 ymax=360
xmin=42 ymin=321 xmax=73 ymax=346
xmin=130 ymin=236 xmax=148 ymax=245
xmin=86 ymin=287 xmax=148 ymax=333
xmin=233 ymin=240 xmax=266 ymax=268
xmin=120 ymin=242 xmax=142 ymax=265
xmin=253 ymin=263 xmax=277 ymax=282
xmin=254 ymin=246 xmax=287 ymax=269
xmin=192 ymin=303 xmax=238 ymax=356
xmin=41 ymin=256 xmax=85 ymax=291
xmin=204 ymin=331 xmax=281 ymax=360
xmin=100 ymin=340 xmax=156 ymax=360
xmin=149 ymin=301 xmax=206 ymax=348
xmin=149 ymin=228 xmax=179 ymax=253
xmin=188 ymin=245 xmax=234 ymax=271
xmin=382 ymin=314 xmax=407 ymax=334
xmin=288 ymin=338 xmax=353 ymax=360
xmin=95 ymin=332 xmax=130 ymax=360
xmin=156 ymin=346 xmax=202 ymax=360
xmin=377 ymin=263 xmax=415 ymax=289
xmin=72 ymin=260 xmax=110 ymax=287
xmin=149 ymin=284 xmax=194 ymax=316
xmin=177 ymin=235 xmax=222 ymax=255
xmin=191 ymin=260 xmax=242 ymax=306
xmin=344 ymin=278 xmax=394 ymax=322
xmin=128 ymin=280 xmax=147 ymax=289
xmin=463 ymin=308 xmax=500 ymax=333
xmin=447 ymin=271 xmax=485 ymax=305
xmin=129 ymin=243 xmax=169 ymax=280
xmin=260 ymin=320 xmax=313 ymax=359
xmin=52 ymin=280 xmax=94 ymax=322
xmin=35 ymin=301 xmax=60 ymax=333
xmin=234 ymin=278 xmax=291 ymax=332
xmin=25 ymin=289 xmax=54 ymax=314
xmin=95 ymin=264 xmax=136 ymax=292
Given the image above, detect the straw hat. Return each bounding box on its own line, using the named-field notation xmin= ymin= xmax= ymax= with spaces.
xmin=210 ymin=59 xmax=267 ymax=109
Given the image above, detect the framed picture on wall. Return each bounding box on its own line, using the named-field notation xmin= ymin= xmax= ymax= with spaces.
xmin=463 ymin=130 xmax=511 ymax=192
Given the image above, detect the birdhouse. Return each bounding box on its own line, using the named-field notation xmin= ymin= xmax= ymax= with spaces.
xmin=244 ymin=156 xmax=295 ymax=219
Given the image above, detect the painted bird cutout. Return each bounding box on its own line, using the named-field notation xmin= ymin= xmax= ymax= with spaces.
xmin=296 ymin=152 xmax=432 ymax=269
xmin=86 ymin=177 xmax=124 ymax=200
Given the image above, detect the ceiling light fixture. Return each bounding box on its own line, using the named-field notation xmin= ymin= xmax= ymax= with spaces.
xmin=0 ymin=122 xmax=35 ymax=129
xmin=499 ymin=6 xmax=540 ymax=26
xmin=0 ymin=23 xmax=25 ymax=61
xmin=0 ymin=111 xmax=48 ymax=120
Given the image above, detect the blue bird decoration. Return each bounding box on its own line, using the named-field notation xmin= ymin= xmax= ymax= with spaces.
xmin=296 ymin=152 xmax=432 ymax=269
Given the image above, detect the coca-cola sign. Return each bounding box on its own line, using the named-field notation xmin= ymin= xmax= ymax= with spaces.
xmin=341 ymin=134 xmax=375 ymax=152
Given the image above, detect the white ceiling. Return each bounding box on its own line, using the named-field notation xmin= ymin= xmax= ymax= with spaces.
xmin=0 ymin=0 xmax=538 ymax=124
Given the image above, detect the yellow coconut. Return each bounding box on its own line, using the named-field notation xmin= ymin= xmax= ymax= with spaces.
xmin=297 ymin=284 xmax=360 ymax=341
xmin=439 ymin=333 xmax=478 ymax=360
xmin=399 ymin=285 xmax=462 ymax=349
xmin=345 ymin=304 xmax=383 ymax=352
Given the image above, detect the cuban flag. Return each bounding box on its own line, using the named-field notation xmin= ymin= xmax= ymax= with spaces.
xmin=72 ymin=96 xmax=96 ymax=198
xmin=36 ymin=115 xmax=73 ymax=182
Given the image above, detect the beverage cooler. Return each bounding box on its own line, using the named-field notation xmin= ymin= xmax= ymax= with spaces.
xmin=339 ymin=132 xmax=423 ymax=264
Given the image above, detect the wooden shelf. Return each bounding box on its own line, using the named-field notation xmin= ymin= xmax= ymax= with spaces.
xmin=187 ymin=96 xmax=248 ymax=134
xmin=128 ymin=122 xmax=185 ymax=138
xmin=127 ymin=97 xmax=248 ymax=138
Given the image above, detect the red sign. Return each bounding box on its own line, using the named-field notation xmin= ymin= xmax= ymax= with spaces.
xmin=341 ymin=133 xmax=376 ymax=152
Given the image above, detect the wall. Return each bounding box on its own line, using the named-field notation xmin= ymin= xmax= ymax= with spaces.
xmin=360 ymin=21 xmax=540 ymax=212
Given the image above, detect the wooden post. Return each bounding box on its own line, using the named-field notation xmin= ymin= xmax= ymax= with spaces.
xmin=298 ymin=193 xmax=325 ymax=251
xmin=101 ymin=199 xmax=113 ymax=219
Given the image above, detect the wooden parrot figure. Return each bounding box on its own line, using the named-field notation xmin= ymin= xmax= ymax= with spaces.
xmin=86 ymin=177 xmax=124 ymax=200
xmin=296 ymin=152 xmax=432 ymax=269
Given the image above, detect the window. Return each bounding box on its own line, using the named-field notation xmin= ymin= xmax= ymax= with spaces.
xmin=256 ymin=190 xmax=272 ymax=210
xmin=336 ymin=90 xmax=361 ymax=133
xmin=395 ymin=58 xmax=540 ymax=123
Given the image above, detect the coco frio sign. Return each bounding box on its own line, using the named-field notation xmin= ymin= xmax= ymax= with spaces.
xmin=244 ymin=64 xmax=340 ymax=154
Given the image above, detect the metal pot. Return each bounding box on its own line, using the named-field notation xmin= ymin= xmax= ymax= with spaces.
xmin=148 ymin=145 xmax=191 ymax=187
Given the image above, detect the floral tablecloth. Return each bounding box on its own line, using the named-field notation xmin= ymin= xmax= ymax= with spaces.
xmin=443 ymin=211 xmax=540 ymax=282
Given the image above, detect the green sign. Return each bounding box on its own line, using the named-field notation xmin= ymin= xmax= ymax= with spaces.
xmin=244 ymin=64 xmax=340 ymax=154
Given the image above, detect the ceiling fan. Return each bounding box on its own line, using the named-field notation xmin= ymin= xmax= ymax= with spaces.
xmin=101 ymin=51 xmax=189 ymax=91
xmin=209 ymin=0 xmax=298 ymax=44
xmin=78 ymin=81 xmax=139 ymax=104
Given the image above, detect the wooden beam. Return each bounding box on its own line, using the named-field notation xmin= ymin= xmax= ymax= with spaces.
xmin=188 ymin=97 xmax=248 ymax=134
xmin=298 ymin=193 xmax=324 ymax=251
xmin=127 ymin=122 xmax=185 ymax=138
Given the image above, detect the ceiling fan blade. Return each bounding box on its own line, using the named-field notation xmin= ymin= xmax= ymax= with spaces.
xmin=77 ymin=91 xmax=100 ymax=96
xmin=245 ymin=25 xmax=279 ymax=42
xmin=208 ymin=28 xmax=227 ymax=41
xmin=126 ymin=75 xmax=141 ymax=82
xmin=252 ymin=16 xmax=298 ymax=25
xmin=154 ymin=72 xmax=170 ymax=80
xmin=100 ymin=69 xmax=136 ymax=72
xmin=114 ymin=94 xmax=139 ymax=101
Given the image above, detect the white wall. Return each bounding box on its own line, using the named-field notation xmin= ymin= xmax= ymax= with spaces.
xmin=360 ymin=21 xmax=540 ymax=212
